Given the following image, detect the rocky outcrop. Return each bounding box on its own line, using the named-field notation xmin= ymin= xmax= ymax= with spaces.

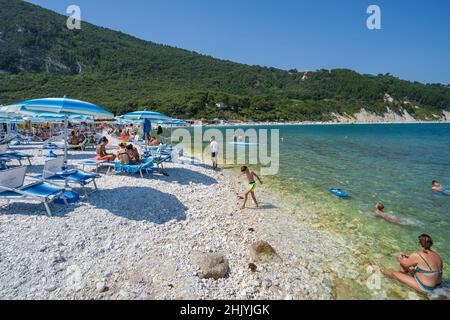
xmin=332 ymin=107 xmax=450 ymax=124
xmin=250 ymin=241 xmax=281 ymax=263
xmin=192 ymin=253 xmax=230 ymax=280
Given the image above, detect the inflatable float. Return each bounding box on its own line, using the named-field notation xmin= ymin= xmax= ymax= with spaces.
xmin=228 ymin=141 xmax=259 ymax=146
xmin=330 ymin=188 xmax=349 ymax=198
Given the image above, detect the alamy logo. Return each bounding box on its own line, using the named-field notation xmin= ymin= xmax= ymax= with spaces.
xmin=171 ymin=123 xmax=280 ymax=176
xmin=367 ymin=5 xmax=382 ymax=30
xmin=365 ymin=264 xmax=387 ymax=299
xmin=67 ymin=5 xmax=81 ymax=30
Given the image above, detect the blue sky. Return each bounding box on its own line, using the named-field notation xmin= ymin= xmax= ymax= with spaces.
xmin=27 ymin=0 xmax=450 ymax=84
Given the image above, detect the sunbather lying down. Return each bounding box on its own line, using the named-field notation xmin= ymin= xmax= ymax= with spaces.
xmin=96 ymin=137 xmax=116 ymax=162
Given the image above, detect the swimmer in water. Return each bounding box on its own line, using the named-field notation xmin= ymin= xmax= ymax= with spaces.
xmin=432 ymin=180 xmax=450 ymax=195
xmin=374 ymin=202 xmax=409 ymax=226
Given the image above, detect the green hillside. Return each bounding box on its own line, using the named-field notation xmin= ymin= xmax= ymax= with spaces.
xmin=0 ymin=0 xmax=449 ymax=120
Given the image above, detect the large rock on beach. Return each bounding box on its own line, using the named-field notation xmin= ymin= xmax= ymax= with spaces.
xmin=250 ymin=241 xmax=281 ymax=263
xmin=192 ymin=253 xmax=230 ymax=280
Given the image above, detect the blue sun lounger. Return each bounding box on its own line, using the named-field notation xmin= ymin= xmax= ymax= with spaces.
xmin=35 ymin=157 xmax=99 ymax=198
xmin=150 ymin=154 xmax=172 ymax=173
xmin=112 ymin=157 xmax=155 ymax=178
xmin=0 ymin=166 xmax=68 ymax=216
xmin=2 ymin=152 xmax=33 ymax=165
xmin=145 ymin=145 xmax=173 ymax=171
xmin=0 ymin=145 xmax=33 ymax=166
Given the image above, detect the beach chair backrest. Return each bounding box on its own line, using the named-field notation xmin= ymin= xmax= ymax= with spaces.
xmin=43 ymin=157 xmax=64 ymax=178
xmin=0 ymin=144 xmax=8 ymax=154
xmin=0 ymin=166 xmax=26 ymax=189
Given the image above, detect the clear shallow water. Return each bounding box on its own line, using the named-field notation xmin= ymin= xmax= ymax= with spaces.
xmin=267 ymin=124 xmax=450 ymax=299
xmin=181 ymin=123 xmax=450 ymax=299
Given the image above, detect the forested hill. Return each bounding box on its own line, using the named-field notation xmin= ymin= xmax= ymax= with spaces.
xmin=0 ymin=0 xmax=449 ymax=121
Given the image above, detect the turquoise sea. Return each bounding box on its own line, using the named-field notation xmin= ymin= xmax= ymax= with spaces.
xmin=182 ymin=123 xmax=450 ymax=299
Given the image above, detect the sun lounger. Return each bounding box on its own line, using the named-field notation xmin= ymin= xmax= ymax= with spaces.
xmin=68 ymin=139 xmax=89 ymax=151
xmin=0 ymin=166 xmax=68 ymax=216
xmin=0 ymin=133 xmax=19 ymax=145
xmin=150 ymin=154 xmax=172 ymax=173
xmin=40 ymin=143 xmax=64 ymax=151
xmin=112 ymin=157 xmax=155 ymax=178
xmin=41 ymin=134 xmax=65 ymax=150
xmin=78 ymin=158 xmax=116 ymax=174
xmin=0 ymin=159 xmax=11 ymax=170
xmin=0 ymin=144 xmax=33 ymax=166
xmin=35 ymin=157 xmax=99 ymax=197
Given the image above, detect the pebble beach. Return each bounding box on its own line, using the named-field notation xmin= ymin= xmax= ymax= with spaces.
xmin=0 ymin=144 xmax=345 ymax=300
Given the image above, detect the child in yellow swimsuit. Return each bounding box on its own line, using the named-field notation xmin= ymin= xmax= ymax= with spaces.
xmin=241 ymin=166 xmax=263 ymax=209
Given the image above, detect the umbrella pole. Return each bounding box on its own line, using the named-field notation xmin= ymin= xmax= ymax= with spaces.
xmin=144 ymin=120 xmax=148 ymax=150
xmin=64 ymin=112 xmax=68 ymax=170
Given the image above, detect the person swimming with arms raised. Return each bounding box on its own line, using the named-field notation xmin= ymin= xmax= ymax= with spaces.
xmin=374 ymin=202 xmax=409 ymax=226
xmin=380 ymin=234 xmax=443 ymax=294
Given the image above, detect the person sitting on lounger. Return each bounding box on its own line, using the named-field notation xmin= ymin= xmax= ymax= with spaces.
xmin=69 ymin=131 xmax=79 ymax=145
xmin=149 ymin=137 xmax=159 ymax=146
xmin=78 ymin=132 xmax=87 ymax=143
xmin=126 ymin=144 xmax=141 ymax=164
xmin=119 ymin=130 xmax=130 ymax=141
xmin=96 ymin=137 xmax=116 ymax=162
xmin=117 ymin=142 xmax=130 ymax=164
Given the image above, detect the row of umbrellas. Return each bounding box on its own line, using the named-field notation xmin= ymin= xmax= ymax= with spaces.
xmin=0 ymin=97 xmax=186 ymax=168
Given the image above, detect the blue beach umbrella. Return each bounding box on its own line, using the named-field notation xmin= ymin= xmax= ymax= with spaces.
xmin=24 ymin=114 xmax=67 ymax=138
xmin=157 ymin=119 xmax=187 ymax=126
xmin=157 ymin=119 xmax=187 ymax=143
xmin=113 ymin=120 xmax=131 ymax=125
xmin=121 ymin=110 xmax=171 ymax=122
xmin=70 ymin=115 xmax=94 ymax=124
xmin=2 ymin=98 xmax=114 ymax=166
xmin=121 ymin=110 xmax=171 ymax=147
xmin=26 ymin=114 xmax=66 ymax=123
xmin=4 ymin=98 xmax=113 ymax=118
xmin=1 ymin=98 xmax=113 ymax=204
xmin=0 ymin=116 xmax=25 ymax=124
xmin=113 ymin=117 xmax=135 ymax=125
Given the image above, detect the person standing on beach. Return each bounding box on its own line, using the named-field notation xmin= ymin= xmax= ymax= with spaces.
xmin=241 ymin=166 xmax=263 ymax=209
xmin=210 ymin=137 xmax=219 ymax=170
